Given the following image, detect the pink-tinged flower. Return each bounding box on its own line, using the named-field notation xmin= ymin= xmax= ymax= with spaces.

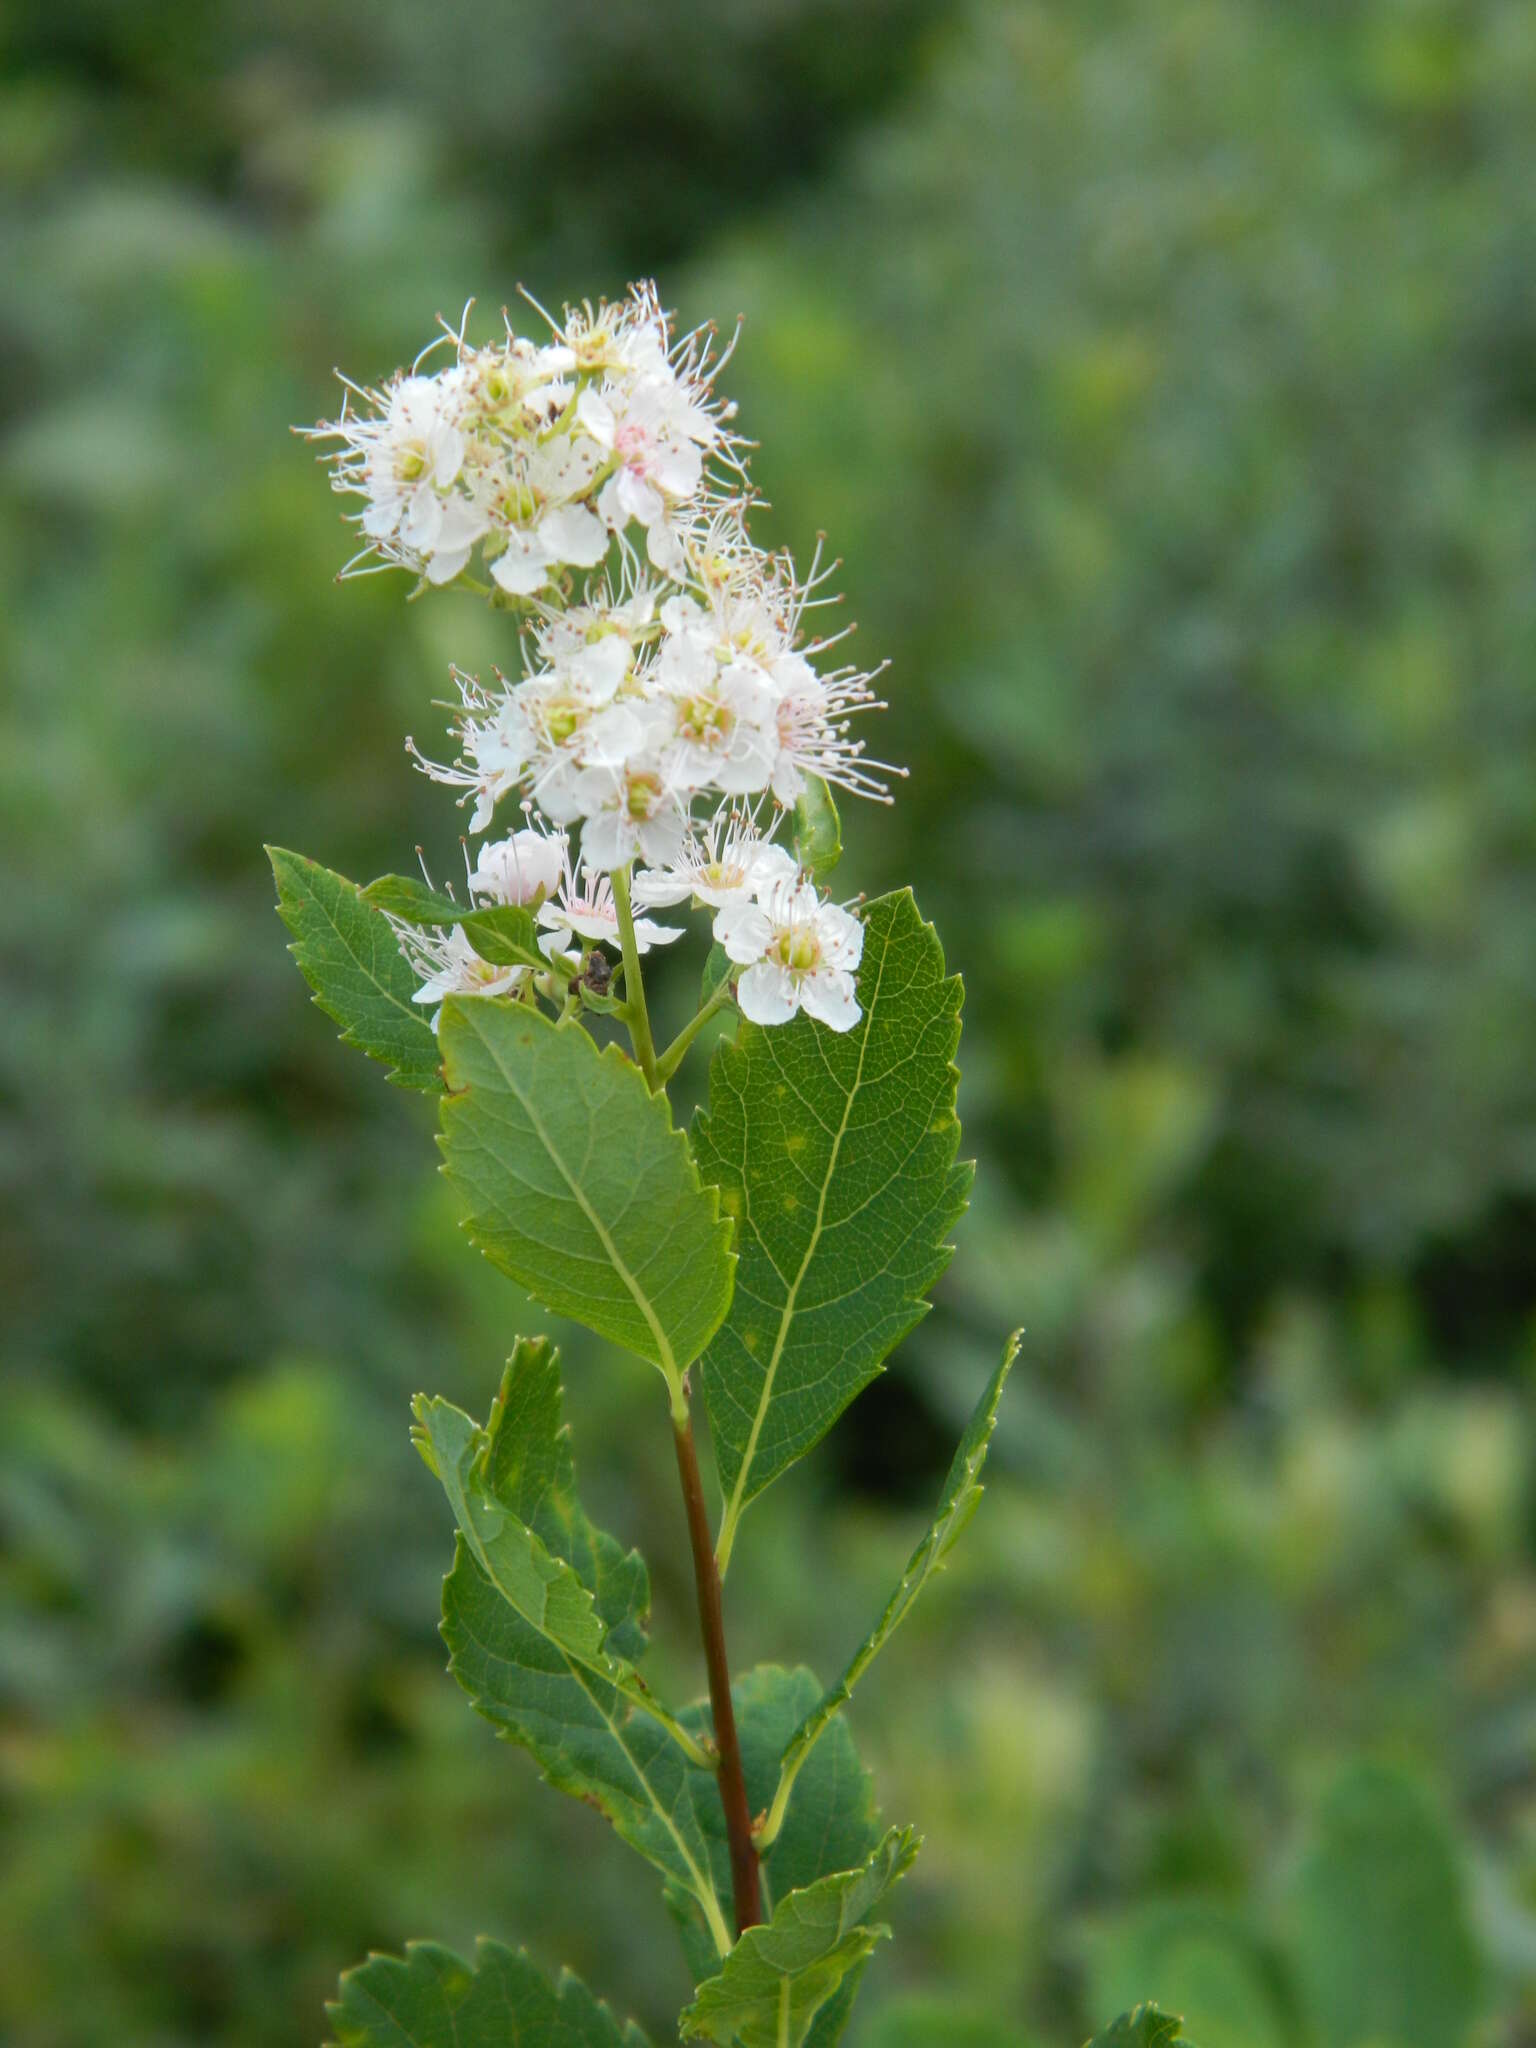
xmin=535 ymin=861 xmax=682 ymax=958
xmin=469 ymin=826 xmax=567 ymax=907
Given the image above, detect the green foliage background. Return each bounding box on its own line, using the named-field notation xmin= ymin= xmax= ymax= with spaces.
xmin=3 ymin=1 xmax=1534 ymax=2042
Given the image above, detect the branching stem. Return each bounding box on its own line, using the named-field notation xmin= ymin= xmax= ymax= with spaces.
xmin=672 ymin=1405 xmax=763 ymax=1936
xmin=655 ymin=983 xmax=734 ymax=1085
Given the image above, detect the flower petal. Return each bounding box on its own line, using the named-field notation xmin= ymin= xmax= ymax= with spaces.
xmin=738 ymin=961 xmax=800 ymax=1026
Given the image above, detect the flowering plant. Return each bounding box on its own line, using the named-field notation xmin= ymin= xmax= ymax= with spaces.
xmin=269 ymin=284 xmax=1143 ymax=2048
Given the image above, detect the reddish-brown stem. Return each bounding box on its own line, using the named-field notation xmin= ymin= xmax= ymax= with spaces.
xmin=672 ymin=1409 xmax=763 ymax=1935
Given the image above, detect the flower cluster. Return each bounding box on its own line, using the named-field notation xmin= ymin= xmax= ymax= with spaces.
xmin=309 ymin=284 xmax=898 ymax=1033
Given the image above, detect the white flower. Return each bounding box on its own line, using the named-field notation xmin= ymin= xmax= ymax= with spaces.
xmin=514 ymin=653 xmax=650 ymax=824
xmin=767 ymin=664 xmax=898 ymax=805
xmin=312 ymin=367 xmax=494 ymax=583
xmin=633 ymin=809 xmax=795 ymax=910
xmin=533 ymin=585 xmax=657 ymax=671
xmin=650 ymin=630 xmax=777 ymax=795
xmin=586 ymin=378 xmax=712 ymax=521
xmin=309 ymin=284 xmax=902 ymax=950
xmin=455 ymin=334 xmax=551 ymax=425
xmin=712 ymin=873 xmax=864 ymax=1032
xmin=408 ymin=671 xmax=534 ymax=834
xmin=488 ymin=439 xmax=610 ymax=597
xmin=469 ymin=825 xmax=567 ymax=906
xmin=553 ymin=287 xmax=671 ymax=379
xmin=390 ymin=921 xmax=527 ymax=1029
xmin=536 ymin=861 xmax=683 ymax=957
xmin=573 ymin=757 xmax=690 ymax=870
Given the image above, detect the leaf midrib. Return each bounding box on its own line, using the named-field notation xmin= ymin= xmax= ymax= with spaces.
xmin=714 ymin=925 xmax=895 ymax=1568
xmin=451 ymin=1560 xmax=731 ymax=1958
xmin=463 ymin=1009 xmax=679 ymax=1382
xmin=286 ymin=857 xmax=426 ymax=1036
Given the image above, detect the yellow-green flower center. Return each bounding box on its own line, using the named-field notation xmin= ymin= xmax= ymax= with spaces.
xmin=678 ymin=695 xmax=731 ymax=743
xmin=545 ymin=700 xmax=582 ymax=745
xmin=626 ymin=772 xmax=663 ymax=821
xmin=501 ymin=481 xmax=541 ymax=525
xmin=772 ymin=928 xmax=821 ymax=973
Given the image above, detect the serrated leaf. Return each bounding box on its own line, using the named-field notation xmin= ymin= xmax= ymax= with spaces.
xmin=362 ymin=872 xmax=550 ymax=971
xmin=438 ymin=1000 xmax=735 ymax=1388
xmin=695 ymin=889 xmax=972 ymax=1568
xmin=1084 ymin=2006 xmax=1196 ymax=2048
xmin=327 ymin=1936 xmax=653 ymax=2048
xmin=793 ymin=774 xmax=842 ymax=880
xmin=434 ymin=1339 xmax=733 ymax=1959
xmin=414 ymin=1349 xmax=698 ymax=1756
xmin=762 ymin=1332 xmax=1018 ymax=1846
xmin=680 ymin=1827 xmax=920 ymax=2048
xmin=666 ymin=1664 xmax=883 ymax=1985
xmin=1287 ymin=1762 xmax=1482 ymax=2048
xmin=268 ymin=846 xmax=441 ymax=1092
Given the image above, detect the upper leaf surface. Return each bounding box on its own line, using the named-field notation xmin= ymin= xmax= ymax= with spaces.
xmin=327 ymin=1936 xmax=652 ymax=2048
xmin=414 ymin=1350 xmax=664 ymax=1735
xmin=768 ymin=1332 xmax=1019 ymax=1835
xmin=432 ymin=1340 xmax=731 ymax=1957
xmin=679 ymin=1826 xmax=920 ymax=2048
xmin=438 ymin=1000 xmax=735 ymax=1381
xmin=694 ymin=888 xmax=971 ymax=1563
xmin=268 ymin=846 xmax=441 ymax=1092
xmin=1084 ymin=2006 xmax=1197 ymax=2048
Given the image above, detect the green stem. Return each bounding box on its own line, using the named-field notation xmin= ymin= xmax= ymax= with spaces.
xmin=611 ymin=864 xmax=660 ymax=1091
xmin=655 ymin=983 xmax=734 ymax=1085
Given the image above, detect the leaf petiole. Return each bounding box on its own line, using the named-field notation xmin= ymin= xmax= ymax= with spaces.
xmin=655 ymin=983 xmax=735 ymax=1085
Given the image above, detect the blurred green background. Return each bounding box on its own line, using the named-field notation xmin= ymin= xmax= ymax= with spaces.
xmin=3 ymin=1 xmax=1535 ymax=2043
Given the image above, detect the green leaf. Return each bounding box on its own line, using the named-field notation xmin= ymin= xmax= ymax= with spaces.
xmin=413 ymin=1354 xmax=702 ymax=1759
xmin=432 ymin=1339 xmax=733 ymax=1960
xmin=793 ymin=774 xmax=843 ymax=880
xmin=1084 ymin=2007 xmax=1196 ymax=2048
xmin=667 ymin=1664 xmax=883 ymax=1985
xmin=695 ymin=889 xmax=972 ymax=1569
xmin=268 ymin=846 xmax=442 ymax=1092
xmin=327 ymin=1936 xmax=652 ymax=2048
xmin=680 ymin=1827 xmax=920 ymax=2048
xmin=1287 ymin=1762 xmax=1482 ymax=2048
xmin=362 ymin=872 xmax=551 ymax=971
xmin=437 ymin=999 xmax=735 ymax=1390
xmin=760 ymin=1332 xmax=1018 ymax=1847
